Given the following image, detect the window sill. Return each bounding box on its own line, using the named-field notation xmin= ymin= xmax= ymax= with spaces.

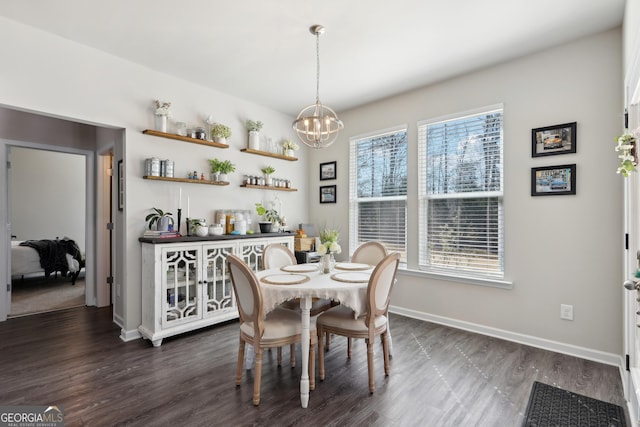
xmin=397 ymin=266 xmax=513 ymax=290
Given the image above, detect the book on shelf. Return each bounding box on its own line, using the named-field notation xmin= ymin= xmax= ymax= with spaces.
xmin=143 ymin=230 xmax=182 ymax=238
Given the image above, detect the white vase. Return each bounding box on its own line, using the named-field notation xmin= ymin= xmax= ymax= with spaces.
xmin=284 ymin=149 xmax=294 ymax=157
xmin=155 ymin=115 xmax=167 ymax=133
xmin=249 ymin=131 xmax=260 ymax=150
xmin=157 ymin=216 xmax=171 ymax=232
xmin=213 ymin=136 xmax=227 ymax=144
xmin=321 ymin=253 xmax=335 ymax=274
xmin=210 ymin=172 xmax=220 ymax=182
xmin=219 ymin=173 xmax=228 ymax=182
xmin=265 ymin=174 xmax=272 ymax=186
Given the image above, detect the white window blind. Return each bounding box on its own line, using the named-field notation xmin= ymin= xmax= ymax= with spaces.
xmin=418 ymin=106 xmax=504 ymax=278
xmin=349 ymin=127 xmax=407 ymax=262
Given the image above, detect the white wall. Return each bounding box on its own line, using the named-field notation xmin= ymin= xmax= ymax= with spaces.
xmin=0 ymin=17 xmax=310 ymax=334
xmin=9 ymin=147 xmax=86 ymax=252
xmin=308 ymin=28 xmax=624 ymax=358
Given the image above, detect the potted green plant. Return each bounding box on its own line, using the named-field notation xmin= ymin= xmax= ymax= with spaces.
xmin=210 ymin=123 xmax=232 ymax=144
xmin=208 ymin=158 xmax=221 ymax=181
xmin=245 ymin=119 xmax=263 ymax=150
xmin=261 ymin=166 xmax=275 ymax=186
xmin=255 ymin=202 xmax=280 ymax=233
xmin=217 ymin=159 xmax=236 ymax=182
xmin=145 ymin=207 xmax=173 ymax=231
xmin=188 ymin=218 xmax=208 ymax=236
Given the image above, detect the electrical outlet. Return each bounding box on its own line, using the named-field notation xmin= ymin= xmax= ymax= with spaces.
xmin=560 ymin=304 xmax=573 ymax=320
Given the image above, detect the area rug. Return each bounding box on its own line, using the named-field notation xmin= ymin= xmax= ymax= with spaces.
xmin=10 ymin=274 xmax=85 ymax=317
xmin=522 ymin=381 xmax=626 ymax=427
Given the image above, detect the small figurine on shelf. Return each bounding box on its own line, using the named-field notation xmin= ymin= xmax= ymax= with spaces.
xmin=200 ymin=173 xmax=205 ymax=181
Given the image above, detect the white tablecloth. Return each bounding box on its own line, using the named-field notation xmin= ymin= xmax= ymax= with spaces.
xmin=257 ymin=265 xmax=371 ymax=318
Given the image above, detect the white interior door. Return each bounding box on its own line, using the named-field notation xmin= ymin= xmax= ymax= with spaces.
xmin=624 ymin=100 xmax=640 ymax=425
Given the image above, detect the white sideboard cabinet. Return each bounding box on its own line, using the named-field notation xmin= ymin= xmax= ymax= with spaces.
xmin=139 ymin=234 xmax=294 ymax=347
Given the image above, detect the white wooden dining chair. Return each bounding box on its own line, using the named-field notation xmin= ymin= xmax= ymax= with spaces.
xmin=331 ymin=241 xmax=390 ymax=357
xmin=316 ymin=252 xmax=400 ymax=394
xmin=227 ymin=254 xmax=317 ymax=405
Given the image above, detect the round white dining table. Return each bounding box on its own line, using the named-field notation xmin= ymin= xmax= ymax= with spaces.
xmin=256 ymin=263 xmax=372 ymax=408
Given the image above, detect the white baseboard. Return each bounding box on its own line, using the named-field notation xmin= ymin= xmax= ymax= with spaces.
xmin=389 ymin=305 xmax=621 ymax=367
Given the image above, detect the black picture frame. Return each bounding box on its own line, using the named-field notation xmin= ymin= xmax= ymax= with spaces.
xmin=531 ymin=122 xmax=577 ymax=157
xmin=118 ymin=159 xmax=124 ymax=211
xmin=531 ymin=164 xmax=576 ymax=196
xmin=319 ymin=161 xmax=337 ymax=180
xmin=320 ymin=185 xmax=336 ymax=203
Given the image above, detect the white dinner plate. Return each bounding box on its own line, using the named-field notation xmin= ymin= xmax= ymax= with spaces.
xmin=260 ymin=273 xmax=310 ymax=285
xmin=280 ymin=264 xmax=318 ymax=273
xmin=334 ymin=262 xmax=372 ymax=271
xmin=330 ymin=272 xmax=371 ymax=283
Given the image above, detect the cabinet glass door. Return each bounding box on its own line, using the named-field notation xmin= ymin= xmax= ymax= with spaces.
xmin=162 ymin=247 xmax=202 ymax=326
xmin=238 ymin=241 xmax=265 ymax=272
xmin=203 ymin=243 xmax=235 ymax=317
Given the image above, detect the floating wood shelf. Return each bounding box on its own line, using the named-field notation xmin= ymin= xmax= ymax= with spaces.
xmin=240 ymin=148 xmax=298 ymax=161
xmin=143 ymin=129 xmax=229 ymax=149
xmin=143 ymin=176 xmax=230 ymax=186
xmin=240 ymin=184 xmax=297 ymax=192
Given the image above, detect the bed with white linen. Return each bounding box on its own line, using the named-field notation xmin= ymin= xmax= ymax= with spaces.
xmin=11 ymin=239 xmax=83 ymax=285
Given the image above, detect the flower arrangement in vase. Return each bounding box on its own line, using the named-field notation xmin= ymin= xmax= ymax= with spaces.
xmin=282 ymin=139 xmax=299 ymax=157
xmin=615 ymin=128 xmax=640 ymax=177
xmin=210 ymin=123 xmax=232 ymax=144
xmin=318 ymin=228 xmax=341 ymax=273
xmin=153 ymin=100 xmax=171 ymax=132
xmin=246 ymin=119 xmax=264 ymax=150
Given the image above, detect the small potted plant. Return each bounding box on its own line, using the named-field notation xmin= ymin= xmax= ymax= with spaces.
xmin=245 ymin=119 xmax=264 ymax=150
xmin=145 ymin=207 xmax=173 ymax=231
xmin=282 ymin=139 xmax=299 ymax=157
xmin=217 ymin=159 xmax=236 ymax=182
xmin=261 ymin=166 xmax=276 ymax=186
xmin=208 ymin=158 xmax=221 ymax=181
xmin=210 ymin=123 xmax=232 ymax=144
xmin=255 ymin=202 xmax=281 ymax=233
xmin=188 ymin=218 xmax=208 ymax=237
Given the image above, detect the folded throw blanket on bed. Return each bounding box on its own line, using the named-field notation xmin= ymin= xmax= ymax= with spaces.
xmin=19 ymin=239 xmax=81 ymax=278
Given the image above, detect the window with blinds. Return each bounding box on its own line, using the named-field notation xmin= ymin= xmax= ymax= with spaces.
xmin=418 ymin=105 xmax=504 ymax=278
xmin=349 ymin=127 xmax=407 ymax=262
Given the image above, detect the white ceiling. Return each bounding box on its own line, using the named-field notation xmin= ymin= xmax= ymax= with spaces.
xmin=0 ymin=0 xmax=625 ymax=116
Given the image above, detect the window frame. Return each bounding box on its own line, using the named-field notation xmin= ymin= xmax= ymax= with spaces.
xmin=349 ymin=125 xmax=408 ymax=263
xmin=417 ymin=104 xmax=505 ymax=280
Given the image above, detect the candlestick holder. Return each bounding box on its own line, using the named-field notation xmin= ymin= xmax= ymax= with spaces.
xmin=186 ymin=218 xmax=191 ymax=236
xmin=177 ymin=208 xmax=182 ymax=235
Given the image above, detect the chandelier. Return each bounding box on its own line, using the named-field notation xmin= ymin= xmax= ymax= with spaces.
xmin=293 ymin=25 xmax=344 ymax=149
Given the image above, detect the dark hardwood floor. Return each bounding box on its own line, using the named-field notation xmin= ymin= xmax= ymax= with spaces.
xmin=0 ymin=307 xmax=628 ymax=426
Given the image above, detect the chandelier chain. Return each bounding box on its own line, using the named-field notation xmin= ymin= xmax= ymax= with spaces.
xmin=316 ymin=30 xmax=321 ymax=105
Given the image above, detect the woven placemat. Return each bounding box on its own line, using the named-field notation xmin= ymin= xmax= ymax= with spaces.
xmin=334 ymin=262 xmax=371 ymax=271
xmin=260 ymin=274 xmax=310 ymax=285
xmin=330 ymin=272 xmax=370 ymax=283
xmin=522 ymin=381 xmax=626 ymax=427
xmin=280 ymin=264 xmax=318 ymax=273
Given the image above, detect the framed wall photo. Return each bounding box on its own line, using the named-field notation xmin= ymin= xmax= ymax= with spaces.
xmin=319 ymin=161 xmax=337 ymax=180
xmin=118 ymin=159 xmax=124 ymax=211
xmin=320 ymin=185 xmax=336 ymax=203
xmin=531 ymin=122 xmax=577 ymax=157
xmin=531 ymin=164 xmax=576 ymax=196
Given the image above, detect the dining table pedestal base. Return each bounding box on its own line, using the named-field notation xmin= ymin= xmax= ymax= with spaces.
xmin=299 ymin=296 xmax=312 ymax=408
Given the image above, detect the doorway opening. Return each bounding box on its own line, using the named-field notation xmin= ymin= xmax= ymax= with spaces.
xmin=8 ymin=147 xmax=87 ymax=317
